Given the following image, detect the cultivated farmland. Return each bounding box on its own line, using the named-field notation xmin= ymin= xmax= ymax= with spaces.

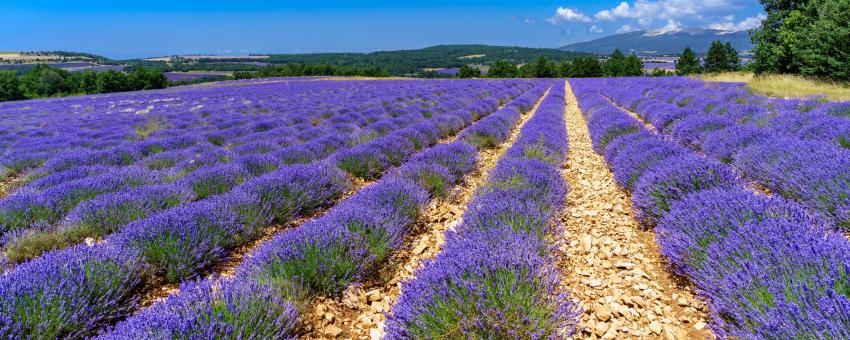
xmin=0 ymin=76 xmax=848 ymax=339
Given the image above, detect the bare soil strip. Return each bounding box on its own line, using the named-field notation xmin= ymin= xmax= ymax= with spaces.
xmin=304 ymin=86 xmax=554 ymax=340
xmin=0 ymin=174 xmax=22 ymax=199
xmin=560 ymin=82 xmax=712 ymax=339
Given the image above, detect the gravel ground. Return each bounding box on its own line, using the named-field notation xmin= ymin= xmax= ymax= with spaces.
xmin=558 ymin=81 xmax=713 ymax=339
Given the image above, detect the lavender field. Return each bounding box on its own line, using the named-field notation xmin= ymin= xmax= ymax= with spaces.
xmin=0 ymin=76 xmax=848 ymax=339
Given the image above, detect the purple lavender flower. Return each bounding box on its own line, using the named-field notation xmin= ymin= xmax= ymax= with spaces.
xmin=177 ymin=164 xmax=247 ymax=200
xmin=101 ymin=277 xmax=299 ymax=339
xmin=632 ymin=155 xmax=739 ymax=225
xmin=239 ymin=164 xmax=350 ymax=224
xmin=0 ymin=244 xmax=147 ymax=338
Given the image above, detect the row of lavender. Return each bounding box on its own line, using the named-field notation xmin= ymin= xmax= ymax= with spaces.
xmin=0 ymin=78 xmax=520 ymax=191
xmin=571 ymin=78 xmax=850 ymax=338
xmin=98 ymin=82 xmax=555 ymax=338
xmin=0 ymin=80 xmax=534 ymax=264
xmin=386 ymin=80 xmax=581 ymax=338
xmin=0 ymin=80 xmax=548 ymax=337
xmin=2 ymin=80 xmax=426 ymax=171
xmin=586 ymin=77 xmax=850 ymax=229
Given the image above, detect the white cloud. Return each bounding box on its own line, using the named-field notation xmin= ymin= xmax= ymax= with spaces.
xmin=616 ymin=24 xmax=637 ymax=33
xmin=592 ymin=0 xmax=751 ymax=28
xmin=645 ymin=19 xmax=682 ymax=35
xmin=708 ymin=13 xmax=766 ymax=31
xmin=589 ymin=25 xmax=604 ymax=33
xmin=595 ymin=10 xmax=614 ymax=21
xmin=548 ymin=7 xmax=592 ymax=24
xmin=611 ymin=2 xmax=633 ymax=17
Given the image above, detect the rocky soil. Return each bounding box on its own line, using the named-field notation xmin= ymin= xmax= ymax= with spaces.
xmin=559 ymin=82 xmax=713 ymax=339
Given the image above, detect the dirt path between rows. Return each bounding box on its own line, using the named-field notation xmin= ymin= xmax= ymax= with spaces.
xmin=559 ymin=82 xmax=712 ymax=339
xmin=304 ymin=86 xmax=554 ymax=340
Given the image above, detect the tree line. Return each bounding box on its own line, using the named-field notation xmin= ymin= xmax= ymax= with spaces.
xmin=233 ymin=63 xmax=388 ymax=79
xmin=674 ymin=40 xmax=741 ymax=75
xmin=458 ymin=49 xmax=649 ymax=78
xmin=0 ymin=65 xmax=167 ymax=102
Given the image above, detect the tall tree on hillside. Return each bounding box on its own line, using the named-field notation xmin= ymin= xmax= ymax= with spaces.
xmin=487 ymin=60 xmax=519 ymax=78
xmin=675 ymin=46 xmax=703 ymax=75
xmin=704 ymin=40 xmax=739 ymax=72
xmin=458 ymin=65 xmax=481 ymax=78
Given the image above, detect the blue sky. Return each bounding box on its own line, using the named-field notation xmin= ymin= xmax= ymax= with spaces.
xmin=0 ymin=0 xmax=765 ymax=59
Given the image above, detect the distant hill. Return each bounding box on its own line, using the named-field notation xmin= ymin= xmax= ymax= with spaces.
xmin=560 ymin=28 xmax=753 ymax=55
xmin=188 ymin=45 xmax=588 ymax=76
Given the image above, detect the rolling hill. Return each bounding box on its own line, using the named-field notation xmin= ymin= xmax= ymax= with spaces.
xmin=189 ymin=45 xmax=589 ymax=76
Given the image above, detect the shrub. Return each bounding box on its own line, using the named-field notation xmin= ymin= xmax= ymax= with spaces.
xmin=115 ymin=199 xmax=243 ymax=283
xmin=632 ymin=155 xmax=739 ymax=225
xmin=395 ymin=162 xmax=455 ymax=198
xmin=178 ymin=164 xmax=247 ymax=200
xmin=0 ymin=245 xmax=147 ymax=338
xmin=240 ymin=164 xmax=350 ymax=224
xmin=104 ymin=277 xmax=298 ymax=339
xmin=385 ymin=228 xmax=579 ymax=339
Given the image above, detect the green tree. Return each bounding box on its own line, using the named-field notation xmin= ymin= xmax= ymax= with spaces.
xmin=518 ymin=63 xmax=533 ymax=78
xmin=487 ymin=60 xmax=519 ymax=78
xmin=458 ymin=65 xmax=481 ymax=78
xmin=96 ymin=70 xmax=129 ymax=93
xmin=529 ymin=56 xmax=557 ymax=78
xmin=785 ymin=0 xmax=849 ymax=80
xmin=19 ymin=64 xmax=75 ymax=98
xmin=128 ymin=67 xmax=167 ymax=90
xmin=704 ymin=40 xmax=740 ymax=72
xmin=675 ymin=47 xmax=703 ymax=75
xmin=750 ymin=0 xmax=809 ymax=75
xmin=568 ymin=57 xmax=603 ymax=78
xmin=558 ymin=60 xmax=572 ymax=77
xmin=0 ymin=71 xmax=23 ymax=101
xmin=602 ymin=49 xmax=627 ymax=76
xmin=625 ymin=53 xmax=644 ymax=76
xmin=78 ymin=70 xmax=99 ymax=93
xmin=724 ymin=42 xmax=740 ymax=71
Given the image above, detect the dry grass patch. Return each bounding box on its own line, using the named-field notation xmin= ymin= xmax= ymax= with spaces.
xmin=699 ymin=72 xmax=850 ymax=101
